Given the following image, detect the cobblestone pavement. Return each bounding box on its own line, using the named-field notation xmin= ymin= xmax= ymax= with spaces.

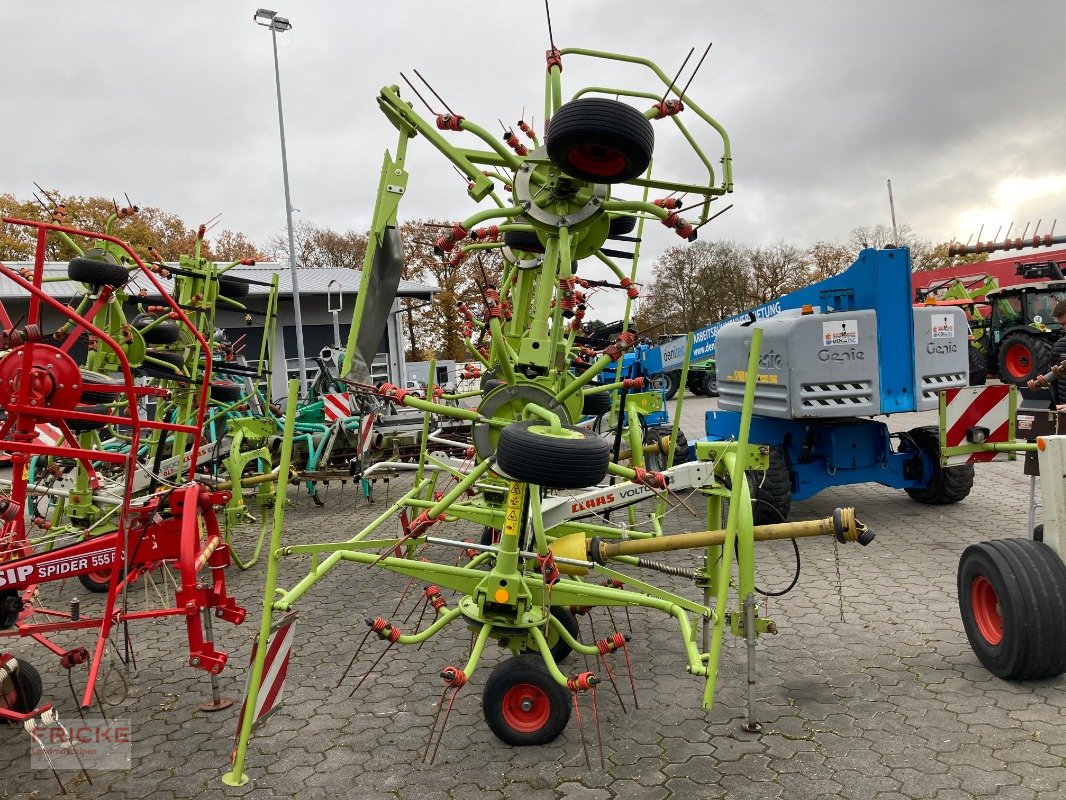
xmin=3 ymin=394 xmax=1064 ymax=799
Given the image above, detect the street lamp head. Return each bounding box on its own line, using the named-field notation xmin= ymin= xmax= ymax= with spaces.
xmin=254 ymin=8 xmax=292 ymax=31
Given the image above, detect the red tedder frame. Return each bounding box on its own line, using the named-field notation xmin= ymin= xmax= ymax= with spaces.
xmin=0 ymin=218 xmax=244 ymax=713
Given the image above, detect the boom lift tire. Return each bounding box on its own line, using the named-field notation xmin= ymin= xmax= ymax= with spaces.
xmin=545 ymin=98 xmax=655 ymax=184
xmin=496 ymin=421 xmax=611 ymax=489
xmin=958 ymin=538 xmax=1066 ymax=680
xmin=747 ymin=446 xmax=792 ymax=524
xmin=968 ymin=345 xmax=989 ymax=386
xmin=650 ymin=371 xmax=680 ymax=401
xmin=903 ymin=426 xmax=974 ymax=505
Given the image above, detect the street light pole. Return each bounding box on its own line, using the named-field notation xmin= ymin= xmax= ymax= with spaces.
xmin=255 ymin=9 xmax=308 ymax=397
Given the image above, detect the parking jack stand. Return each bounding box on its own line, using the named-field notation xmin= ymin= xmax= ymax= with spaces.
xmin=199 ymin=603 xmax=234 ymax=713
xmin=742 ymin=592 xmax=761 ymax=733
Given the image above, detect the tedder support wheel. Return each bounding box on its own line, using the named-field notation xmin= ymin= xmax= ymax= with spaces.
xmin=79 ymin=571 xmax=112 ymax=594
xmin=581 ymin=390 xmax=613 ymax=417
xmin=0 ymin=656 xmax=43 ymax=719
xmin=132 ymin=313 xmax=181 ymax=345
xmin=997 ymin=331 xmax=1052 ymax=385
xmin=218 ymin=274 xmax=251 ymax=298
xmin=523 ymin=607 xmax=581 ymax=663
xmin=545 ymin=98 xmax=655 ymax=184
xmin=79 ymin=369 xmax=124 ymax=403
xmin=67 ymin=257 xmax=129 ymax=288
xmin=607 ymin=214 xmax=637 ymax=237
xmin=747 ymin=445 xmax=792 ymax=524
xmin=968 ymin=344 xmax=989 ymax=386
xmin=958 ymin=538 xmax=1066 ymax=679
xmin=903 ymin=426 xmax=974 ymax=505
xmin=210 ymin=381 xmax=245 ymax=403
xmin=496 ymin=421 xmax=611 ymax=489
xmin=66 ymin=404 xmax=112 ymax=433
xmin=502 ymin=229 xmax=545 ymax=254
xmin=483 ymin=655 xmax=571 ymax=746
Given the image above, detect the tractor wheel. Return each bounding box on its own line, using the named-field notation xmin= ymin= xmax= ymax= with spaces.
xmin=502 ymin=229 xmax=545 ymax=254
xmin=968 ymin=345 xmax=989 ymax=386
xmin=747 ymin=446 xmax=792 ymax=524
xmin=545 ymin=98 xmax=655 ymax=184
xmin=218 ymin=275 xmax=250 ymax=298
xmin=958 ymin=538 xmax=1066 ymax=679
xmin=650 ymin=371 xmax=680 ymax=401
xmin=79 ymin=369 xmax=124 ymax=404
xmin=67 ymin=257 xmax=129 ymax=288
xmin=524 ymin=607 xmax=581 ymax=664
xmin=496 ymin=421 xmax=611 ymax=489
xmin=705 ymin=372 xmax=719 ymax=397
xmin=0 ymin=656 xmax=43 ymax=719
xmin=210 ymin=381 xmax=244 ymax=403
xmin=67 ymin=404 xmax=112 ymax=433
xmin=79 ymin=571 xmax=112 ymax=593
xmin=607 ymin=214 xmax=637 ymax=237
xmin=581 ymin=390 xmax=612 ymax=417
xmin=903 ymin=426 xmax=974 ymax=504
xmin=483 ymin=655 xmax=571 ymax=746
xmin=998 ymin=332 xmax=1052 ymax=385
xmin=131 ymin=313 xmax=181 ymax=345
xmin=643 ymin=425 xmax=689 ymax=471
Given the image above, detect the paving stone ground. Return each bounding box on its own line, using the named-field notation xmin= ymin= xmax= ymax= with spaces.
xmin=2 ymin=394 xmax=1064 ymax=799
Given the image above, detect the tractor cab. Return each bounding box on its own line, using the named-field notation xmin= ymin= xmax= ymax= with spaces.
xmin=985 ymin=280 xmax=1066 ymax=384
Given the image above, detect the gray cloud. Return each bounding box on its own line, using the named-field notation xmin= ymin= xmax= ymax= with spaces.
xmin=5 ymin=1 xmax=1064 ymax=324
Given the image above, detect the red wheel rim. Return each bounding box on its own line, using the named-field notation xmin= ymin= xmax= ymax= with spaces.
xmin=500 ymin=683 xmax=551 ymax=732
xmin=1004 ymin=342 xmax=1032 ymax=378
xmin=86 ymin=570 xmax=111 ymax=586
xmin=567 ymin=145 xmax=626 ymax=177
xmin=971 ymin=575 xmax=1003 ymax=645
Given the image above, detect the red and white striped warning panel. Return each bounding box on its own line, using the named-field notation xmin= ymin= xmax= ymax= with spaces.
xmin=234 ymin=612 xmax=298 ymax=735
xmin=942 ymin=385 xmax=1012 ymax=464
xmin=322 ymin=393 xmax=354 ymax=423
xmin=33 ymin=425 xmax=63 ymax=448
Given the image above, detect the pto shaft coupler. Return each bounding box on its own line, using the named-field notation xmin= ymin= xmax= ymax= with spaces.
xmin=583 ymin=507 xmax=873 ymax=565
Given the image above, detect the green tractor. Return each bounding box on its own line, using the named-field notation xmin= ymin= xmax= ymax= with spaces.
xmin=981 ymin=261 xmax=1066 ymax=385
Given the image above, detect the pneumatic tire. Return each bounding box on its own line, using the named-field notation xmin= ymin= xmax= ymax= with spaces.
xmin=546 ymin=98 xmax=655 ymax=184
xmin=903 ymin=426 xmax=974 ymax=504
xmin=483 ymin=655 xmax=571 ymax=746
xmin=0 ymin=657 xmax=43 ymax=719
xmin=131 ymin=313 xmax=181 ymax=345
xmin=218 ymin=274 xmax=250 ymax=298
xmin=581 ymin=390 xmax=613 ymax=417
xmin=958 ymin=538 xmax=1066 ymax=680
xmin=67 ymin=257 xmax=129 ymax=288
xmin=747 ymin=446 xmax=792 ymax=524
xmin=496 ymin=421 xmax=611 ymax=489
xmin=502 ymin=229 xmax=545 ymax=254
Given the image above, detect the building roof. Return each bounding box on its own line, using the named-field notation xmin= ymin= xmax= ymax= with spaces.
xmin=0 ymin=262 xmax=437 ymax=301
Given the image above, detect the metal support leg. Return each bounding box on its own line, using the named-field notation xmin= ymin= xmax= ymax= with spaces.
xmin=199 ymin=604 xmax=234 ymax=713
xmin=742 ymin=592 xmax=761 ymax=733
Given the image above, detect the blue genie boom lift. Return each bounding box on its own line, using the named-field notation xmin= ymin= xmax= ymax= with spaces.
xmin=699 ymin=246 xmax=974 ymax=522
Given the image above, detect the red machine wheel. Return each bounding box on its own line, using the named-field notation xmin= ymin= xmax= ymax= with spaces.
xmin=0 ymin=655 xmax=43 ymax=720
xmin=483 ymin=656 xmax=570 ymax=745
xmin=79 ymin=571 xmax=111 ymax=594
xmin=958 ymin=538 xmax=1066 ymax=679
xmin=969 ymin=575 xmax=1003 ymax=645
xmin=545 ymin=98 xmax=655 ymax=184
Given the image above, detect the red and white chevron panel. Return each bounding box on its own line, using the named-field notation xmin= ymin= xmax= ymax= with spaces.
xmin=943 ymin=385 xmax=1012 ymax=464
xmin=322 ymin=393 xmax=354 ymax=423
xmin=234 ymin=612 xmax=298 ymax=735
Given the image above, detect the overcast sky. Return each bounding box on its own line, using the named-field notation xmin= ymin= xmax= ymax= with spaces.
xmin=5 ymin=1 xmax=1065 ymax=321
